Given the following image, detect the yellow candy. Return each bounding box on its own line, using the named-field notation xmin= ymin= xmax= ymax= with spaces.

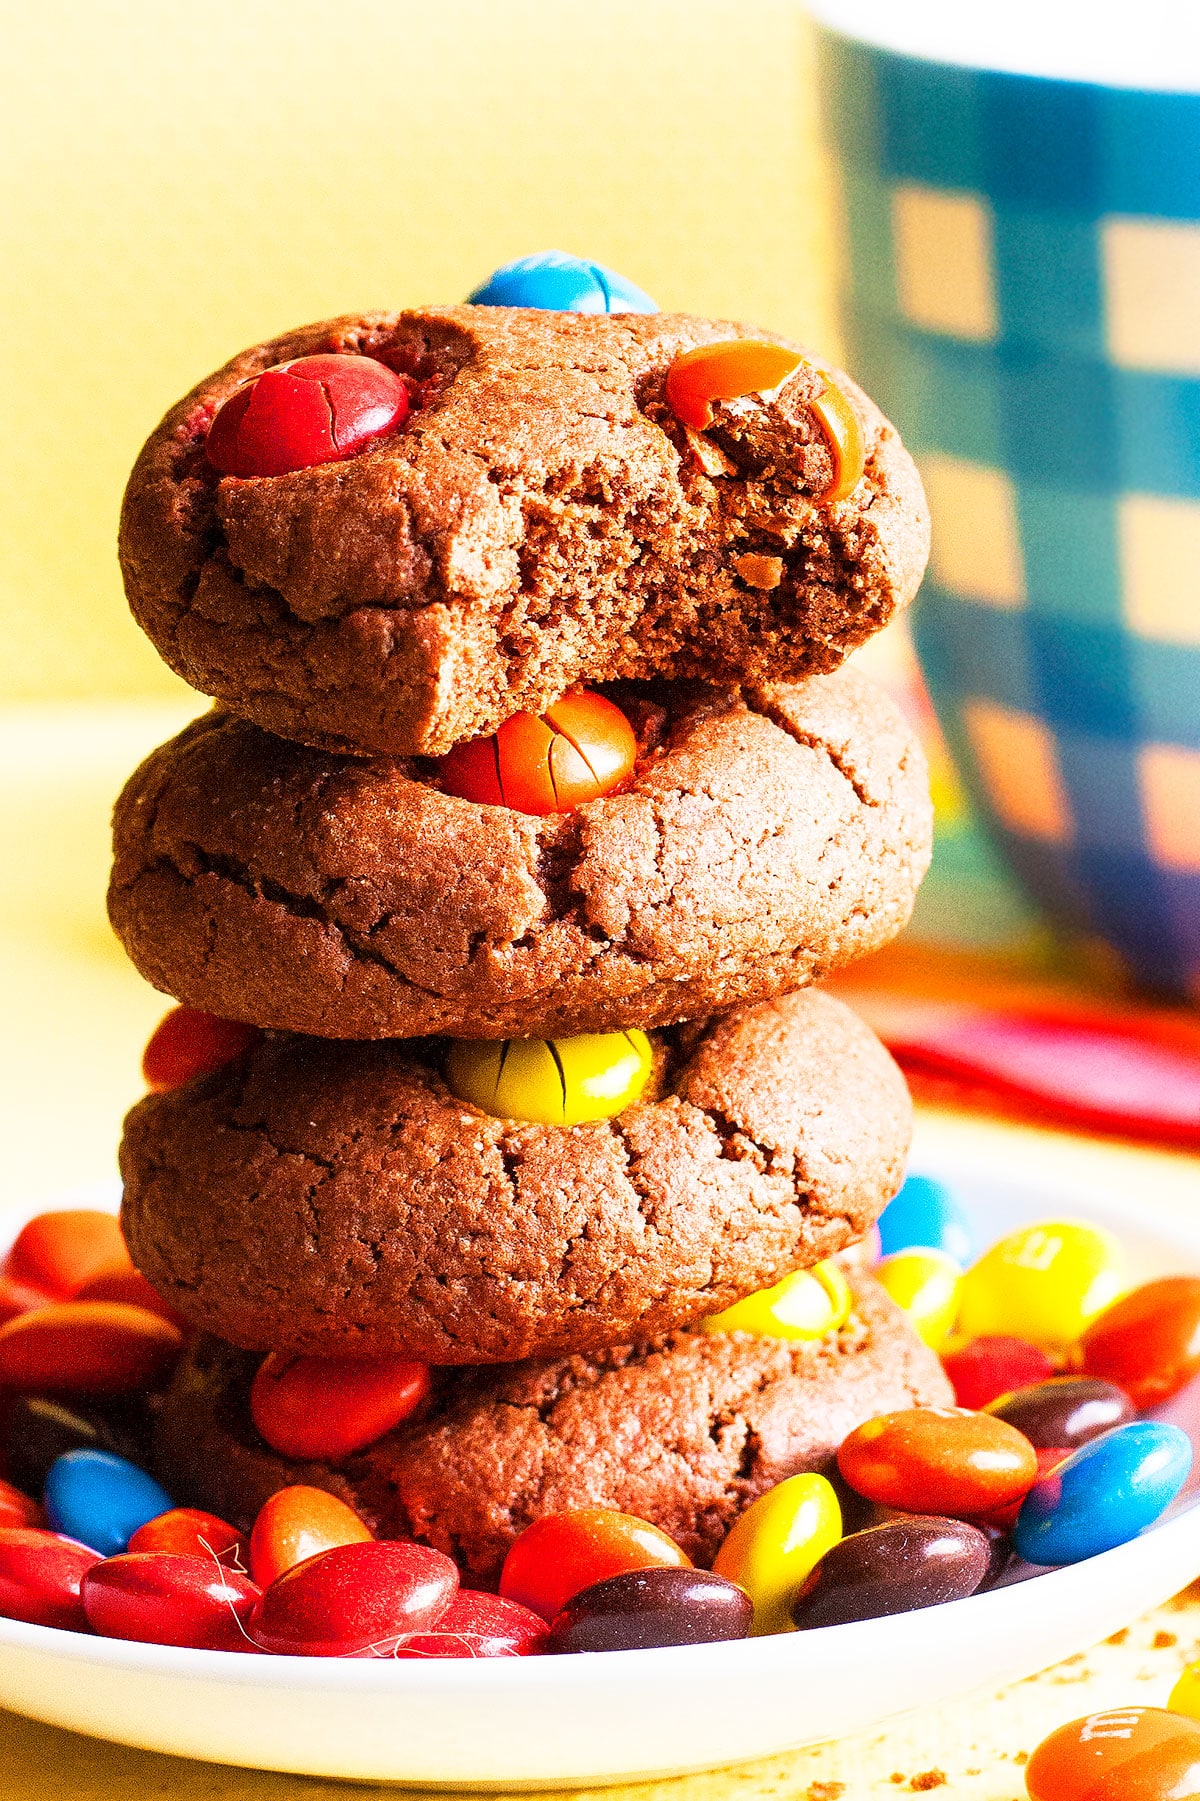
xmin=876 ymin=1248 xmax=963 ymax=1351
xmin=698 ymin=1260 xmax=853 ymax=1340
xmin=956 ymin=1219 xmax=1127 ymax=1352
xmin=1170 ymin=1661 xmax=1200 ymax=1722
xmin=445 ymin=1029 xmax=653 ymax=1126
xmin=712 ymin=1473 xmax=842 ymax=1636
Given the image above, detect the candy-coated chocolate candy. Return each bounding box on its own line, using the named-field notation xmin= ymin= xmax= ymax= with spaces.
xmin=249 ymin=1541 xmax=458 ymax=1657
xmin=7 ymin=1210 xmax=129 ymax=1298
xmin=987 ymin=1376 xmax=1136 ymax=1451
xmin=0 ymin=1302 xmax=182 ymax=1396
xmin=82 ymin=1553 xmax=260 ymax=1650
xmin=1025 ymin=1706 xmax=1200 ymax=1800
xmin=0 ymin=1526 xmax=101 ymax=1629
xmin=0 ymin=1479 xmax=43 ymax=1530
xmin=439 ymin=690 xmax=638 ymax=816
xmin=1081 ymin=1276 xmax=1200 ymax=1411
xmin=957 ymin=1221 xmax=1126 ymax=1352
xmin=549 ymin=1567 xmax=752 ymax=1653
xmin=1169 ymin=1659 xmax=1200 ymax=1723
xmin=0 ymin=1275 xmax=53 ymax=1326
xmin=664 ymin=340 xmax=865 ymax=501
xmin=142 ymin=1006 xmax=260 ymax=1093
xmin=698 ymin=1260 xmax=852 ymax=1341
xmin=44 ymin=1449 xmax=174 ymax=1556
xmin=396 ymin=1589 xmax=550 ymax=1659
xmin=1014 ymin=1420 xmax=1192 ymax=1566
xmin=72 ymin=1266 xmax=187 ymax=1329
xmin=941 ymin=1336 xmax=1055 ymax=1411
xmin=206 ymin=353 xmax=408 ymax=478
xmin=468 ymin=251 xmax=658 ymax=314
xmin=791 ymin=1516 xmax=993 ymax=1629
xmin=500 ymin=1507 xmax=690 ymax=1623
xmin=249 ymin=1351 xmax=429 ymax=1461
xmin=4 ymin=1393 xmax=155 ymax=1497
xmin=445 ymin=1028 xmax=653 ymax=1127
xmin=249 ymin=1485 xmax=373 ymax=1589
xmin=875 ymin=1249 xmax=962 ymax=1350
xmin=128 ymin=1507 xmax=244 ymax=1564
xmin=978 ymin=1446 xmax=1074 ymax=1532
xmin=838 ymin=1407 xmax=1039 ymax=1518
xmin=711 ymin=1473 xmax=841 ymax=1636
xmin=878 ymin=1175 xmax=973 ymax=1265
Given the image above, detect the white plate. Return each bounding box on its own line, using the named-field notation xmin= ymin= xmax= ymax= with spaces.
xmin=1 ymin=1159 xmax=1199 ymax=1788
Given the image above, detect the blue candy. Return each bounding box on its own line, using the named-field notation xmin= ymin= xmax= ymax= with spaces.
xmin=1014 ymin=1421 xmax=1193 ymax=1566
xmin=43 ymin=1449 xmax=173 ymax=1556
xmin=468 ymin=251 xmax=657 ymax=314
xmin=877 ymin=1174 xmax=973 ymax=1265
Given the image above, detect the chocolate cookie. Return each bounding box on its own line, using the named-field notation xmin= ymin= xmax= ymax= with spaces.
xmin=119 ymin=992 xmax=911 ymax=1364
xmin=152 ymin=1268 xmax=952 ymax=1581
xmin=119 ymin=306 xmax=929 ymax=757
xmin=108 ymin=668 xmax=931 ymax=1040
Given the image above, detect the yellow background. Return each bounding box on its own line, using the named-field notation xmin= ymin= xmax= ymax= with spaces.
xmin=2 ymin=0 xmax=837 ymax=703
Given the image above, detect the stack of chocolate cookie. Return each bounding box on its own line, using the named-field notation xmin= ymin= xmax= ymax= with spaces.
xmin=108 ymin=298 xmax=952 ymax=1584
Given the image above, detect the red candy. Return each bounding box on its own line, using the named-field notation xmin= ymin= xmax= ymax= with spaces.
xmin=942 ymin=1336 xmax=1056 ymax=1411
xmin=82 ymin=1553 xmax=260 ymax=1650
xmin=499 ymin=1508 xmax=691 ymax=1623
xmin=248 ymin=1541 xmax=458 ymax=1658
xmin=128 ymin=1508 xmax=244 ymax=1564
xmin=1025 ymin=1706 xmax=1200 ymax=1800
xmin=0 ymin=1480 xmax=43 ymax=1531
xmin=439 ymin=690 xmax=638 ymax=816
xmin=0 ymin=1276 xmax=52 ymax=1327
xmin=73 ymin=1267 xmax=187 ymax=1330
xmin=249 ymin=1352 xmax=430 ymax=1460
xmin=0 ymin=1302 xmax=183 ymax=1396
xmin=205 ymin=353 xmax=408 ymax=478
xmin=7 ymin=1210 xmax=129 ymax=1298
xmin=1081 ymin=1276 xmax=1200 ymax=1411
xmin=249 ymin=1486 xmax=372 ymax=1590
xmin=837 ymin=1407 xmax=1040 ymax=1519
xmin=142 ymin=1008 xmax=260 ymax=1093
xmin=0 ymin=1526 xmax=101 ymax=1630
xmin=396 ymin=1590 xmax=549 ymax=1659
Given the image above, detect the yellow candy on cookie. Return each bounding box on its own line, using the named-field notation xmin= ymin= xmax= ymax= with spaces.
xmin=445 ymin=1030 xmax=653 ymax=1125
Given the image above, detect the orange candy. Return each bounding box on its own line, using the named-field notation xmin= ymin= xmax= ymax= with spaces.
xmin=439 ymin=689 xmax=637 ymax=816
xmin=0 ymin=1302 xmax=183 ymax=1396
xmin=1081 ymin=1276 xmax=1200 ymax=1411
xmin=249 ymin=1352 xmax=431 ymax=1460
xmin=142 ymin=1007 xmax=260 ymax=1093
xmin=0 ymin=1276 xmax=53 ymax=1327
xmin=1026 ymin=1706 xmax=1200 ymax=1800
xmin=838 ymin=1407 xmax=1039 ymax=1519
xmin=499 ymin=1507 xmax=691 ymax=1623
xmin=127 ymin=1507 xmax=244 ymax=1564
xmin=664 ymin=338 xmax=865 ymax=503
xmin=249 ymin=1486 xmax=373 ymax=1589
xmin=6 ymin=1210 xmax=129 ymax=1298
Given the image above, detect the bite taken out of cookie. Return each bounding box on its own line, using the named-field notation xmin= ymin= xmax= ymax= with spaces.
xmin=119 ymin=305 xmax=929 ymax=758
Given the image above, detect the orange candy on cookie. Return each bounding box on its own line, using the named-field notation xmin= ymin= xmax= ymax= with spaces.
xmin=142 ymin=1007 xmax=260 ymax=1093
xmin=439 ymin=689 xmax=637 ymax=816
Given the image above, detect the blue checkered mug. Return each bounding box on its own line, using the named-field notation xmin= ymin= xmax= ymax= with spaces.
xmin=813 ymin=3 xmax=1200 ymax=996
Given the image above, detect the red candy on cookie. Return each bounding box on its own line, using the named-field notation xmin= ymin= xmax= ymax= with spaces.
xmin=205 ymin=353 xmax=408 ymax=477
xmin=249 ymin=1351 xmax=430 ymax=1459
xmin=439 ymin=689 xmax=638 ymax=816
xmin=142 ymin=1008 xmax=260 ymax=1093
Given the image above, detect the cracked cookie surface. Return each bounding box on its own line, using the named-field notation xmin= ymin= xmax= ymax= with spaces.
xmin=119 ymin=991 xmax=911 ymax=1363
xmin=152 ymin=1267 xmax=952 ymax=1581
xmin=119 ymin=306 xmax=929 ymax=757
xmin=108 ymin=668 xmax=931 ymax=1039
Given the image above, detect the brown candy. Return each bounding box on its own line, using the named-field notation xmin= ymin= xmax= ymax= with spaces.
xmin=792 ymin=1517 xmax=993 ymax=1629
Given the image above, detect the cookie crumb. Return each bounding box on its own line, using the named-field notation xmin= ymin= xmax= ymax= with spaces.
xmin=1154 ymin=1630 xmax=1178 ymax=1648
xmin=1014 ymin=1751 xmax=1029 ymax=1765
xmin=890 ymin=1777 xmax=907 ymax=1786
xmin=806 ymin=1784 xmax=845 ymax=1800
xmin=734 ymin=552 xmax=785 ymax=589
xmin=909 ymin=1775 xmax=947 ymax=1793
